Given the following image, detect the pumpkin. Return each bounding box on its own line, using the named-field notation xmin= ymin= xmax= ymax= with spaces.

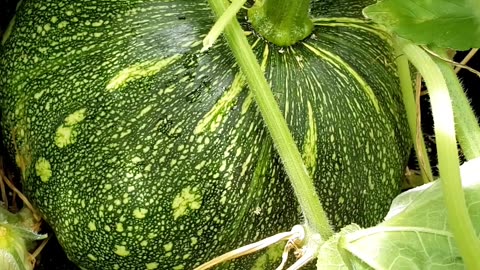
xmin=0 ymin=0 xmax=410 ymax=268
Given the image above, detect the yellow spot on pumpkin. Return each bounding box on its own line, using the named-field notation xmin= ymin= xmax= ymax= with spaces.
xmin=219 ymin=196 xmax=227 ymax=205
xmin=133 ymin=208 xmax=148 ymax=219
xmin=191 ymin=237 xmax=198 ymax=245
xmin=35 ymin=158 xmax=52 ymax=183
xmin=302 ymin=101 xmax=317 ymax=176
xmin=57 ymin=21 xmax=68 ymax=28
xmin=92 ymin=20 xmax=104 ymax=27
xmin=114 ymin=245 xmax=130 ymax=257
xmin=173 ymin=265 xmax=184 ymax=270
xmin=194 ymin=73 xmax=245 ymax=134
xmin=116 ymin=223 xmax=124 ymax=232
xmin=87 ymin=254 xmax=97 ymax=261
xmin=65 ymin=108 xmax=87 ymax=126
xmin=146 ymin=262 xmax=159 ymax=269
xmin=131 ymin=157 xmax=142 ymax=164
xmin=55 ymin=108 xmax=86 ymax=148
xmin=194 ymin=160 xmax=206 ymax=170
xmin=241 ymin=92 xmax=254 ymax=114
xmin=88 ymin=222 xmax=96 ymax=231
xmin=55 ymin=125 xmax=77 ymax=148
xmin=138 ymin=105 xmax=153 ymax=118
xmin=163 ymin=242 xmax=173 ymax=252
xmin=106 ymin=55 xmax=180 ymax=92
xmin=251 ymin=242 xmax=285 ymax=270
xmin=34 ymin=90 xmax=46 ymax=99
xmin=172 ymin=186 xmax=202 ymax=220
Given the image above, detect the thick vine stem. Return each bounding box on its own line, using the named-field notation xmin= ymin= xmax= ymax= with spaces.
xmin=207 ymin=0 xmax=334 ymax=239
xmin=399 ymin=39 xmax=480 ymax=270
xmin=248 ymin=0 xmax=313 ymax=46
xmin=394 ymin=43 xmax=433 ymax=183
xmin=432 ymin=48 xmax=480 ymax=160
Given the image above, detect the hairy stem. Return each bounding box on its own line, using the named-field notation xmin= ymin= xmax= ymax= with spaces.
xmin=207 ymin=0 xmax=333 ymax=239
xmin=400 ymin=39 xmax=480 ymax=270
xmin=394 ymin=43 xmax=433 ymax=183
xmin=433 ymin=48 xmax=480 ymax=160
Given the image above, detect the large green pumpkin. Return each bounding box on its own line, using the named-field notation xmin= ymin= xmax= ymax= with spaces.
xmin=0 ymin=0 xmax=410 ymax=268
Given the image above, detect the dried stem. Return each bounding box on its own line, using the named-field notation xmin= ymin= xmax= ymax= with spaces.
xmin=455 ymin=48 xmax=478 ymax=73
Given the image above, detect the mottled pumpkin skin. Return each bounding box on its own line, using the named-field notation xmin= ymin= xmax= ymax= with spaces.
xmin=0 ymin=0 xmax=409 ymax=269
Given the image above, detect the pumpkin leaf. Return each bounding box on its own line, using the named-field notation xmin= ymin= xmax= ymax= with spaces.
xmin=316 ymin=224 xmax=360 ymax=270
xmin=0 ymin=207 xmax=46 ymax=270
xmin=317 ymin=157 xmax=480 ymax=269
xmin=362 ymin=0 xmax=480 ymax=50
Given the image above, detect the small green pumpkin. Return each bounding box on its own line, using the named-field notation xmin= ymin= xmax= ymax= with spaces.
xmin=0 ymin=0 xmax=410 ymax=268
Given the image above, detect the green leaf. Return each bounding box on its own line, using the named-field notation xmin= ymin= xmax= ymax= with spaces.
xmin=337 ymin=157 xmax=480 ymax=269
xmin=316 ymin=224 xmax=361 ymax=270
xmin=363 ymin=0 xmax=480 ymax=50
xmin=0 ymin=208 xmax=47 ymax=270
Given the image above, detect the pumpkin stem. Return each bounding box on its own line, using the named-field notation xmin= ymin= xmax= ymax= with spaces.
xmin=248 ymin=0 xmax=313 ymax=46
xmin=207 ymin=0 xmax=334 ymax=239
